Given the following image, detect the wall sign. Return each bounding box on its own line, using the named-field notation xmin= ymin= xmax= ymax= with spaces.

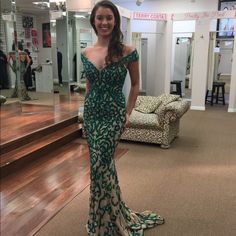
xmin=172 ymin=10 xmax=236 ymax=21
xmin=132 ymin=11 xmax=167 ymax=21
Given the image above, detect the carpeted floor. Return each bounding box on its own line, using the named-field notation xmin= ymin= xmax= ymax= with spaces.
xmin=36 ymin=106 xmax=236 ymax=236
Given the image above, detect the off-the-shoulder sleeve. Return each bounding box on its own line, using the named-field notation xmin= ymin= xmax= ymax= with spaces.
xmin=122 ymin=49 xmax=139 ymax=64
xmin=81 ymin=53 xmax=85 ymax=63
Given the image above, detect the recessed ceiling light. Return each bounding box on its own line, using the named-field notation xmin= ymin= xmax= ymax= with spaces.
xmin=49 ymin=0 xmax=66 ymax=2
xmin=74 ymin=15 xmax=86 ymax=18
xmin=32 ymin=1 xmax=50 ymax=9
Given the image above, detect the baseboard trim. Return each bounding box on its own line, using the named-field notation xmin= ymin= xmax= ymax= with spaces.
xmin=228 ymin=108 xmax=236 ymax=113
xmin=190 ymin=106 xmax=205 ymax=111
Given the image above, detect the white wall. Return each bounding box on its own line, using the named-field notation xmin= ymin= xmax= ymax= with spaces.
xmin=130 ymin=20 xmax=167 ymax=95
xmin=115 ymin=0 xmax=219 ymax=96
xmin=228 ymin=20 xmax=236 ymax=112
xmin=155 ymin=21 xmax=168 ymax=95
xmin=56 ymin=18 xmax=68 ymax=83
xmin=191 ymin=19 xmax=211 ymax=110
xmin=36 ymin=15 xmax=51 ymax=64
xmin=218 ymin=41 xmax=234 ymax=75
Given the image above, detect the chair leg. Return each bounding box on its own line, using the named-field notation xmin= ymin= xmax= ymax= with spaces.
xmin=205 ymin=90 xmax=209 ymax=103
xmin=216 ymin=86 xmax=220 ymax=104
xmin=161 ymin=143 xmax=170 ymax=149
xmin=222 ymin=85 xmax=225 ymax=105
xmin=211 ymin=86 xmax=215 ymax=106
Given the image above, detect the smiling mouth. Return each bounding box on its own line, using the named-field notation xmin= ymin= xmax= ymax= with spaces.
xmin=99 ymin=28 xmax=110 ymax=32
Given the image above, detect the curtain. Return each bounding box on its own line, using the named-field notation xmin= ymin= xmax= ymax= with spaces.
xmin=188 ymin=33 xmax=195 ymax=89
xmin=207 ymin=32 xmax=216 ymax=90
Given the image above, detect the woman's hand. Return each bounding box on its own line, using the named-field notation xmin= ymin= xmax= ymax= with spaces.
xmin=124 ymin=113 xmax=130 ymax=128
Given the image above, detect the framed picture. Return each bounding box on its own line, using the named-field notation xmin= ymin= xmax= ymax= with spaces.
xmin=217 ymin=0 xmax=236 ymax=38
xmin=22 ymin=16 xmax=33 ymax=28
xmin=31 ymin=29 xmax=38 ymax=37
xmin=25 ymin=28 xmax=31 ymax=39
xmin=32 ymin=37 xmax=38 ymax=46
xmin=42 ymin=23 xmax=51 ymax=48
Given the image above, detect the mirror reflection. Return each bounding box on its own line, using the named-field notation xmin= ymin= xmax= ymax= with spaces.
xmin=171 ymin=20 xmax=196 ymax=100
xmin=206 ymin=27 xmax=233 ymax=107
xmin=217 ymin=39 xmax=233 ymax=105
xmin=205 ymin=15 xmax=234 ymax=108
xmin=66 ymin=10 xmax=93 ymax=98
xmin=172 ymin=35 xmax=194 ymax=99
xmin=1 ymin=0 xmax=56 ymax=110
xmin=0 ymin=0 xmax=20 ymax=105
xmin=50 ymin=1 xmax=70 ymax=97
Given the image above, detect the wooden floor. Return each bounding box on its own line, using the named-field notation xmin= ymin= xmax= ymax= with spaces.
xmin=1 ymin=140 xmax=127 ymax=236
xmin=0 ymin=93 xmax=128 ymax=236
xmin=0 ymin=93 xmax=84 ymax=145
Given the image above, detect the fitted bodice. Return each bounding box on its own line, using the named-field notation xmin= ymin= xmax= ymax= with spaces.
xmin=81 ymin=49 xmax=139 ymax=118
xmin=81 ymin=49 xmax=139 ymax=92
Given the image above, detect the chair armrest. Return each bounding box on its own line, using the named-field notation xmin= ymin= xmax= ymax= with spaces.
xmin=158 ymin=100 xmax=190 ymax=125
xmin=78 ymin=107 xmax=84 ymax=123
xmin=165 ymin=100 xmax=190 ymax=118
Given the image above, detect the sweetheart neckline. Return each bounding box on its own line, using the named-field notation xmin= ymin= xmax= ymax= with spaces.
xmin=81 ymin=49 xmax=137 ymax=72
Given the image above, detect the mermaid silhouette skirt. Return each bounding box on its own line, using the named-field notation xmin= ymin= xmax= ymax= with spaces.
xmin=82 ymin=50 xmax=164 ymax=235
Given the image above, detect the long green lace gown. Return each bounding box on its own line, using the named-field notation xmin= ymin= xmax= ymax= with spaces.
xmin=81 ymin=49 xmax=164 ymax=236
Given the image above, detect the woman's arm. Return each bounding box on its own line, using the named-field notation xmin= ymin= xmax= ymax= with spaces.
xmin=25 ymin=54 xmax=31 ymax=71
xmin=125 ymin=55 xmax=140 ymax=127
xmin=86 ymin=79 xmax=90 ymax=93
xmin=82 ymin=47 xmax=91 ymax=93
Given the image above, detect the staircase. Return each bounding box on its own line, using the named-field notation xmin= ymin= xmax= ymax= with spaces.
xmin=0 ymin=116 xmax=82 ymax=178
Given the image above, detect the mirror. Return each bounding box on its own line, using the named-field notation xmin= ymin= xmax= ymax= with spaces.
xmin=217 ymin=39 xmax=233 ymax=105
xmin=0 ymin=0 xmax=21 ymax=105
xmin=66 ymin=10 xmax=93 ymax=99
xmin=50 ymin=1 xmax=70 ymax=98
xmin=172 ymin=35 xmax=193 ymax=99
xmin=132 ymin=31 xmax=164 ymax=96
xmin=206 ymin=17 xmax=234 ymax=108
xmin=11 ymin=0 xmax=54 ymax=112
xmin=171 ymin=20 xmax=196 ymax=99
xmin=207 ymin=29 xmax=233 ymax=106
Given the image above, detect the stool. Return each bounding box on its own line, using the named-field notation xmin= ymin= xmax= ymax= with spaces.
xmin=170 ymin=80 xmax=182 ymax=97
xmin=205 ymin=81 xmax=225 ymax=105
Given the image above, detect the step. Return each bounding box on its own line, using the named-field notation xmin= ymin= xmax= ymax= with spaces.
xmin=0 ymin=123 xmax=82 ymax=178
xmin=0 ymin=116 xmax=79 ymax=155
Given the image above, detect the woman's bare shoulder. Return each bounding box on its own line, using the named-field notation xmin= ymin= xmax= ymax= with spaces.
xmin=123 ymin=44 xmax=136 ymax=56
xmin=82 ymin=46 xmax=95 ymax=56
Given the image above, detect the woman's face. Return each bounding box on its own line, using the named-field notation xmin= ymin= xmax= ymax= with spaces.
xmin=94 ymin=6 xmax=115 ymax=37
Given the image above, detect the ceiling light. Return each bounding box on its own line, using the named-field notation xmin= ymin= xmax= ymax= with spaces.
xmin=49 ymin=0 xmax=65 ymax=2
xmin=136 ymin=0 xmax=144 ymax=6
xmin=74 ymin=15 xmax=86 ymax=18
xmin=32 ymin=1 xmax=50 ymax=9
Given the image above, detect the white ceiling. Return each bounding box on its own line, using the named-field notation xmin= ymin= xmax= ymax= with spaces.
xmin=15 ymin=0 xmax=50 ymax=15
xmin=1 ymin=0 xmax=159 ymax=16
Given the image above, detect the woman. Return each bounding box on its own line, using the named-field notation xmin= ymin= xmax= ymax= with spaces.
xmin=8 ymin=43 xmax=31 ymax=100
xmin=0 ymin=50 xmax=9 ymax=89
xmin=81 ymin=1 xmax=164 ymax=235
xmin=23 ymin=49 xmax=33 ymax=90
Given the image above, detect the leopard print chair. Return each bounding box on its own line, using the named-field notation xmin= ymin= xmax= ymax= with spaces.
xmin=120 ymin=94 xmax=190 ymax=148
